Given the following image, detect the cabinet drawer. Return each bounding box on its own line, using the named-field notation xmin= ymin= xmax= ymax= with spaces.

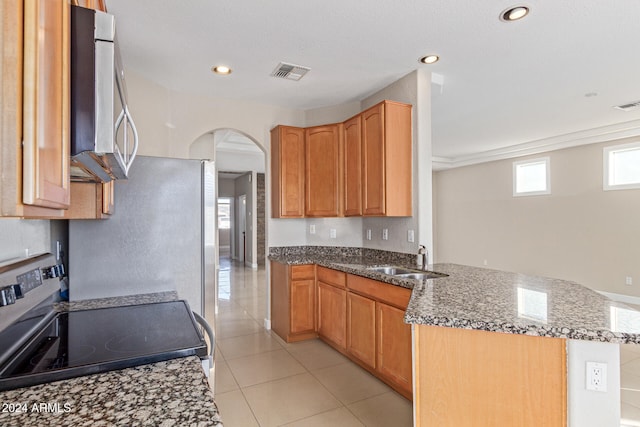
xmin=347 ymin=274 xmax=411 ymax=309
xmin=317 ymin=266 xmax=346 ymax=288
xmin=291 ymin=264 xmax=315 ymax=280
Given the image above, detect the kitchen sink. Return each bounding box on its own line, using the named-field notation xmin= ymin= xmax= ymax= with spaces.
xmin=367 ymin=266 xmax=416 ymax=275
xmin=395 ymin=272 xmax=448 ymax=280
xmin=366 ymin=266 xmax=448 ymax=280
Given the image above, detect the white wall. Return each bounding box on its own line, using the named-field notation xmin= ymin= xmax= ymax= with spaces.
xmin=567 ymin=340 xmax=620 ymax=427
xmin=434 ymin=137 xmax=640 ymax=297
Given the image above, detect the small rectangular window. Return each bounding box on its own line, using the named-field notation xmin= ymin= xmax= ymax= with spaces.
xmin=604 ymin=142 xmax=640 ymax=191
xmin=513 ymin=157 xmax=550 ymax=196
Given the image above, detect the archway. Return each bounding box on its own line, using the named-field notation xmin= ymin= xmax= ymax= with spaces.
xmin=188 ymin=128 xmax=270 ymax=330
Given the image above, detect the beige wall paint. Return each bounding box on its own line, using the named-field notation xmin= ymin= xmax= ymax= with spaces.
xmin=126 ymin=69 xmax=305 ymax=158
xmin=434 ymin=137 xmax=640 ymax=297
xmin=124 ymin=70 xmax=307 ymax=251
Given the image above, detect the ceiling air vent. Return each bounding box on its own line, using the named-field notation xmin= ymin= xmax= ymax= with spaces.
xmin=270 ymin=62 xmax=310 ymax=81
xmin=614 ymin=100 xmax=640 ymax=112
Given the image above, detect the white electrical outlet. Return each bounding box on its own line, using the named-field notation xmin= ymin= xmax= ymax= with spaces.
xmin=626 ymin=276 xmax=633 ymax=286
xmin=382 ymin=229 xmax=388 ymax=240
xmin=483 ymin=259 xmax=488 ymax=266
xmin=408 ymin=230 xmax=415 ymax=243
xmin=586 ymin=361 xmax=607 ymax=392
xmin=366 ymin=229 xmax=372 ymax=240
xmin=330 ymin=229 xmax=337 ymax=239
xmin=309 ymin=225 xmax=316 ymax=234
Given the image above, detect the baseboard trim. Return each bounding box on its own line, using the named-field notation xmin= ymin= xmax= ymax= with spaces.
xmin=598 ymin=291 xmax=640 ymax=306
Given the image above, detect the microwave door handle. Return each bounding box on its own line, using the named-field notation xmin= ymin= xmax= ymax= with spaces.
xmin=123 ymin=105 xmax=139 ymax=173
xmin=115 ymin=106 xmax=139 ymax=174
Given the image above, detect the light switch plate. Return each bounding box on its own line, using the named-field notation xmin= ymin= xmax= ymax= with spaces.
xmin=408 ymin=230 xmax=415 ymax=243
xmin=382 ymin=229 xmax=388 ymax=240
xmin=330 ymin=229 xmax=337 ymax=239
xmin=309 ymin=225 xmax=316 ymax=234
xmin=366 ymin=229 xmax=372 ymax=240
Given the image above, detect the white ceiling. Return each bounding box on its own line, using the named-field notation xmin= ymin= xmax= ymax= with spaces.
xmin=106 ymin=0 xmax=640 ymax=164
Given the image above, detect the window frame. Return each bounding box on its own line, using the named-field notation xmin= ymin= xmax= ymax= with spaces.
xmin=512 ymin=156 xmax=551 ymax=197
xmin=603 ymin=141 xmax=640 ymax=191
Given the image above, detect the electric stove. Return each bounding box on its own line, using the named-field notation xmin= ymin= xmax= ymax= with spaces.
xmin=0 ymin=300 xmax=207 ymax=391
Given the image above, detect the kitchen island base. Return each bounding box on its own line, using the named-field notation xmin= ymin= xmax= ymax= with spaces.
xmin=414 ymin=325 xmax=567 ymax=427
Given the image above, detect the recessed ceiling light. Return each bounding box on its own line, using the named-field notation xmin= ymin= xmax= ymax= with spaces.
xmin=212 ymin=65 xmax=232 ymax=75
xmin=419 ymin=55 xmax=440 ymax=64
xmin=500 ymin=6 xmax=530 ymax=22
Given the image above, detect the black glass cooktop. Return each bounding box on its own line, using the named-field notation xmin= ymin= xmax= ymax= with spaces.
xmin=0 ymin=301 xmax=207 ymax=391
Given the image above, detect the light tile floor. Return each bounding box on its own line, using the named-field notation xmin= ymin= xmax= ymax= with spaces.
xmin=209 ymin=255 xmax=640 ymax=426
xmin=210 ymin=256 xmax=412 ymax=427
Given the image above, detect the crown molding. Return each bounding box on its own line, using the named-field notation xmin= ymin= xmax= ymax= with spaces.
xmin=433 ymin=119 xmax=640 ymax=171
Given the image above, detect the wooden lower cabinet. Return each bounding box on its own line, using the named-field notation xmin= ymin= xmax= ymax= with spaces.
xmin=317 ymin=281 xmax=346 ymax=350
xmin=270 ymin=261 xmax=317 ymax=342
xmin=376 ymin=302 xmax=412 ymax=397
xmin=346 ymin=292 xmax=376 ymax=369
xmin=290 ymin=279 xmax=315 ymax=334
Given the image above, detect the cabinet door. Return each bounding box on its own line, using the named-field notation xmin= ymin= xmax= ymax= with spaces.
xmin=317 ymin=282 xmax=346 ymax=349
xmin=271 ymin=126 xmax=305 ymax=218
xmin=361 ymin=103 xmax=385 ymax=215
xmin=305 ymin=124 xmax=341 ymax=217
xmin=290 ymin=279 xmax=315 ymax=334
xmin=22 ymin=0 xmax=70 ymax=209
xmin=102 ymin=180 xmax=115 ymax=215
xmin=347 ymin=292 xmax=376 ymax=369
xmin=343 ymin=115 xmax=362 ymax=216
xmin=376 ymin=302 xmax=412 ymax=396
xmin=62 ymin=181 xmax=114 ymax=219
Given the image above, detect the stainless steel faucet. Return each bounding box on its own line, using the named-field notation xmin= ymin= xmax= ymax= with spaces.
xmin=418 ymin=245 xmax=428 ymax=270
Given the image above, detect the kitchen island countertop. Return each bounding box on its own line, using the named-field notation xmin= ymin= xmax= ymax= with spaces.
xmin=270 ymin=246 xmax=640 ymax=344
xmin=0 ymin=292 xmax=223 ymax=427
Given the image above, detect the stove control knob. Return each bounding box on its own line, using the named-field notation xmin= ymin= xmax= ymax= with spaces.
xmin=0 ymin=286 xmax=17 ymax=306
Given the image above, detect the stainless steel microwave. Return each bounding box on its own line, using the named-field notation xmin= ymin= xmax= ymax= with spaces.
xmin=70 ymin=5 xmax=138 ymax=182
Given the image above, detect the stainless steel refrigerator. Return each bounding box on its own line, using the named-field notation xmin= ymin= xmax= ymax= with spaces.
xmin=68 ymin=156 xmax=216 ymax=321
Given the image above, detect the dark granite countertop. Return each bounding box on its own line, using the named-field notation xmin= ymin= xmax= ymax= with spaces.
xmin=0 ymin=292 xmax=223 ymax=427
xmin=270 ymin=246 xmax=640 ymax=344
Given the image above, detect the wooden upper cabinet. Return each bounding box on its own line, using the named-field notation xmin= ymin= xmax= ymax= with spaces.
xmin=22 ymin=0 xmax=70 ymax=210
xmin=271 ymin=126 xmax=305 ymax=218
xmin=62 ymin=181 xmax=114 ymax=219
xmin=343 ymin=115 xmax=362 ymax=216
xmin=305 ymin=124 xmax=342 ymax=217
xmin=70 ymin=0 xmax=106 ymax=12
xmin=0 ymin=0 xmax=66 ymax=218
xmin=361 ymin=100 xmax=412 ymax=217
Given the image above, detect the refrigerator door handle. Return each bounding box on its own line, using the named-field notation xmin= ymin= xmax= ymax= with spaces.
xmin=193 ymin=311 xmax=215 ymax=377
